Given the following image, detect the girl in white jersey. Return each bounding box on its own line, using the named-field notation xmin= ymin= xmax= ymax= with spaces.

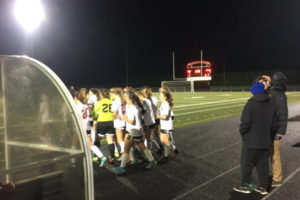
xmin=74 ymin=92 xmax=107 ymax=167
xmin=87 ymin=88 xmax=99 ymax=127
xmin=110 ymin=88 xmax=126 ymax=155
xmin=159 ymin=85 xmax=180 ymax=156
xmin=137 ymin=90 xmax=156 ymax=149
xmin=113 ymin=91 xmax=157 ymax=175
xmin=157 ymin=91 xmax=174 ymax=164
xmin=87 ymin=88 xmax=102 ymax=162
xmin=142 ymin=86 xmax=163 ymax=152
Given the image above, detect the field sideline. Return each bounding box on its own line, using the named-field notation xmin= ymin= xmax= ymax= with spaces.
xmin=153 ymin=91 xmax=300 ymax=129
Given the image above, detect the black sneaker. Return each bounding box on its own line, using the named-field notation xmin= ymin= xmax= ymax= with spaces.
xmin=254 ymin=186 xmax=268 ymax=195
xmin=156 ymin=148 xmax=163 ymax=156
xmin=158 ymin=156 xmax=168 ymax=165
xmin=173 ymin=148 xmax=180 ymax=157
xmin=233 ymin=184 xmax=254 ymax=194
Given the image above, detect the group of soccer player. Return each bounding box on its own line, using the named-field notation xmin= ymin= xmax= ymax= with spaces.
xmin=71 ymin=85 xmax=179 ymax=175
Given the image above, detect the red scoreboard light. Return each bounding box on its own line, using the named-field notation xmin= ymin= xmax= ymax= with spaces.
xmin=185 ymin=60 xmax=212 ymax=81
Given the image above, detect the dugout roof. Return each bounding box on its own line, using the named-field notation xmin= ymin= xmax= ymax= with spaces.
xmin=0 ymin=56 xmax=93 ymax=200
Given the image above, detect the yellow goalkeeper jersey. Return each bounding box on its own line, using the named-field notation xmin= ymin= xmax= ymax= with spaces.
xmin=93 ymin=98 xmax=113 ymax=122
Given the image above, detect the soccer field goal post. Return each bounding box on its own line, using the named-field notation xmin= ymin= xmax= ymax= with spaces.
xmin=161 ymin=80 xmax=192 ymax=92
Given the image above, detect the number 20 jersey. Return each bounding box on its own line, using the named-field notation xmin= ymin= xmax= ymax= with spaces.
xmin=75 ymin=101 xmax=91 ymax=131
xmin=94 ymin=98 xmax=113 ymax=122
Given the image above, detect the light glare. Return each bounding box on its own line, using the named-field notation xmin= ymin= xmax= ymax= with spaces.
xmin=14 ymin=0 xmax=45 ymax=33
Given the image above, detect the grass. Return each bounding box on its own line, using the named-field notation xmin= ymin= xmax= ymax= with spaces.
xmin=153 ymin=91 xmax=300 ymax=129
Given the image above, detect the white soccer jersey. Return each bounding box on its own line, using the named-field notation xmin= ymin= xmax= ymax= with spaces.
xmin=111 ymin=97 xmax=126 ymax=128
xmin=75 ymin=102 xmax=91 ymax=131
xmin=142 ymin=98 xmax=155 ymax=126
xmin=160 ymin=101 xmax=173 ymax=130
xmin=150 ymin=96 xmax=158 ymax=118
xmin=126 ymin=104 xmax=142 ymax=133
xmin=87 ymin=94 xmax=98 ymax=121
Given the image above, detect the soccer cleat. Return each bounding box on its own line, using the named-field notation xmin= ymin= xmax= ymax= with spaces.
xmin=108 ymin=157 xmax=115 ymax=164
xmin=156 ymin=146 xmax=163 ymax=156
xmin=145 ymin=160 xmax=157 ymax=169
xmin=158 ymin=156 xmax=168 ymax=165
xmin=128 ymin=160 xmax=136 ymax=165
xmin=233 ymin=184 xmax=254 ymax=194
xmin=271 ymin=181 xmax=282 ymax=187
xmin=254 ymin=186 xmax=268 ymax=195
xmin=99 ymin=157 xmax=107 ymax=167
xmin=113 ymin=167 xmax=125 ymax=175
xmin=93 ymin=156 xmax=99 ymax=162
xmin=114 ymin=152 xmax=120 ymax=159
xmin=173 ymin=148 xmax=180 ymax=157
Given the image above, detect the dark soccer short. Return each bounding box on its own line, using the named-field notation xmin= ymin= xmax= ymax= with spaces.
xmin=86 ymin=130 xmax=91 ymax=136
xmin=96 ymin=121 xmax=115 ymax=137
xmin=89 ymin=120 xmax=93 ymax=127
xmin=154 ymin=119 xmax=160 ymax=127
xmin=144 ymin=124 xmax=155 ymax=131
xmin=127 ymin=135 xmax=144 ymax=143
xmin=160 ymin=129 xmax=173 ymax=134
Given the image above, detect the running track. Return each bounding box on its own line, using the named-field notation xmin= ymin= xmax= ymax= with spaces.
xmin=94 ymin=103 xmax=300 ymax=200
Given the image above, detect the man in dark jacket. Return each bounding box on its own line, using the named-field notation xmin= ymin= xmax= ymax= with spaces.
xmin=269 ymin=72 xmax=288 ymax=187
xmin=233 ymin=82 xmax=276 ymax=195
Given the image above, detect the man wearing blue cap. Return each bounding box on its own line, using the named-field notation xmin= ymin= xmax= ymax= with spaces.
xmin=233 ymin=81 xmax=276 ymax=195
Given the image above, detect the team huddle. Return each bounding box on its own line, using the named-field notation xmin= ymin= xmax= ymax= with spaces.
xmin=71 ymin=85 xmax=179 ymax=175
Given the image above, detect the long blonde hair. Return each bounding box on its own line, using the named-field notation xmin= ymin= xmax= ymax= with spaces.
xmin=110 ymin=87 xmax=125 ymax=104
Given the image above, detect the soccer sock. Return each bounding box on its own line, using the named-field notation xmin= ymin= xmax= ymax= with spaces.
xmin=169 ymin=132 xmax=176 ymax=151
xmin=121 ymin=153 xmax=129 ymax=168
xmin=170 ymin=142 xmax=177 ymax=151
xmin=163 ymin=143 xmax=170 ymax=157
xmin=143 ymin=149 xmax=154 ymax=162
xmin=108 ymin=143 xmax=115 ymax=158
xmin=129 ymin=147 xmax=135 ymax=162
xmin=154 ymin=135 xmax=162 ymax=147
xmin=91 ymin=145 xmax=104 ymax=159
xmin=91 ymin=129 xmax=96 ymax=144
xmin=114 ymin=142 xmax=119 ymax=153
xmin=120 ymin=142 xmax=125 ymax=153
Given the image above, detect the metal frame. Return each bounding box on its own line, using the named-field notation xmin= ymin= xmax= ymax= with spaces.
xmin=0 ymin=55 xmax=94 ymax=200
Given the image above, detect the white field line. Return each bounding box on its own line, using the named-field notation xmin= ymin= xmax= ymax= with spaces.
xmin=173 ymin=165 xmax=240 ymax=200
xmin=174 ymin=100 xmax=246 ymax=112
xmin=174 ymin=97 xmax=248 ymax=109
xmin=286 ymin=92 xmax=300 ymax=95
xmin=262 ymin=164 xmax=300 ymax=200
xmin=176 ymin=103 xmax=245 ymax=116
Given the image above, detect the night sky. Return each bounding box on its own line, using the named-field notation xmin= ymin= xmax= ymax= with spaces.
xmin=0 ymin=0 xmax=300 ymax=88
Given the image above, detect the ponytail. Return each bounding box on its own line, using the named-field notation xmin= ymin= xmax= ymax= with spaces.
xmin=162 ymin=91 xmax=173 ymax=109
xmin=126 ymin=91 xmax=145 ymax=114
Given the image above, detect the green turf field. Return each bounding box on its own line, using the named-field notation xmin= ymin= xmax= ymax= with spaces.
xmin=153 ymin=91 xmax=300 ymax=129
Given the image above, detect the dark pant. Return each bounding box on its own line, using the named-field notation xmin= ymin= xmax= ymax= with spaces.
xmin=241 ymin=147 xmax=269 ymax=188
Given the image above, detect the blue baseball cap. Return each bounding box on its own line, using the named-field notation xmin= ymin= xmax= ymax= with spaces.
xmin=250 ymin=82 xmax=265 ymax=95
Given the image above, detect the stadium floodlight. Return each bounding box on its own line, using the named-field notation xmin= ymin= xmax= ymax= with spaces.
xmin=14 ymin=0 xmax=45 ymax=33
